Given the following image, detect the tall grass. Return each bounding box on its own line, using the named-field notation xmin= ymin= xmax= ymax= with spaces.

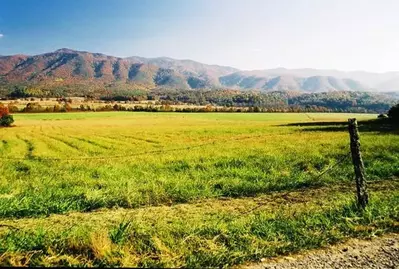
xmin=0 ymin=190 xmax=398 ymax=267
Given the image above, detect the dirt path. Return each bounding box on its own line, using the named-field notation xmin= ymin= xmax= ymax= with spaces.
xmin=242 ymin=234 xmax=399 ymax=269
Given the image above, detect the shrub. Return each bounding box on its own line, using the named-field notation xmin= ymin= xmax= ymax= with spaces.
xmin=23 ymin=102 xmax=43 ymax=113
xmin=0 ymin=106 xmax=14 ymax=127
xmin=7 ymin=104 xmax=20 ymax=113
xmin=0 ymin=115 xmax=14 ymax=127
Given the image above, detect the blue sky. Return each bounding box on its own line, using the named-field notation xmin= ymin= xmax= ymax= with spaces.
xmin=0 ymin=0 xmax=398 ymax=72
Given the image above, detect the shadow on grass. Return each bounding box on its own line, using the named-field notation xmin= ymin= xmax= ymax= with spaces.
xmin=281 ymin=119 xmax=399 ymax=134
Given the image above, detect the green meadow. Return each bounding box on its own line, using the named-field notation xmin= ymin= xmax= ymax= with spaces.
xmin=0 ymin=112 xmax=398 ymax=267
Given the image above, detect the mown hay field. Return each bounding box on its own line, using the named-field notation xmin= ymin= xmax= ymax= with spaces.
xmin=0 ymin=112 xmax=398 ymax=267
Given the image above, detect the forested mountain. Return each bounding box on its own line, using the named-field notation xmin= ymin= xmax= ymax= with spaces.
xmin=0 ymin=49 xmax=236 ymax=90
xmin=1 ymin=48 xmax=399 ymax=93
xmin=237 ymin=68 xmax=399 ymax=91
xmin=219 ymin=73 xmax=368 ymax=92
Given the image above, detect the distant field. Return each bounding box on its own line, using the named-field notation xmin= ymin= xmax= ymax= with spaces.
xmin=0 ymin=112 xmax=398 ymax=267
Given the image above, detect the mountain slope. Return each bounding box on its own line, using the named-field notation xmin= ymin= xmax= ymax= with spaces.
xmin=237 ymin=68 xmax=399 ymax=91
xmin=0 ymin=49 xmax=241 ymax=90
xmin=218 ymin=72 xmax=370 ymax=92
xmin=1 ymin=48 xmax=398 ymax=92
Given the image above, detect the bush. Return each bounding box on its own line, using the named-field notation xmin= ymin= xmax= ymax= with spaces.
xmin=0 ymin=105 xmax=14 ymax=127
xmin=23 ymin=102 xmax=44 ymax=113
xmin=0 ymin=115 xmax=14 ymax=127
xmin=7 ymin=104 xmax=19 ymax=113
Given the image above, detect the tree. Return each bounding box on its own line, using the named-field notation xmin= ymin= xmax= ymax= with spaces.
xmin=0 ymin=106 xmax=8 ymax=118
xmin=8 ymin=86 xmax=30 ymax=99
xmin=0 ymin=105 xmax=14 ymax=127
xmin=64 ymin=103 xmax=73 ymax=112
xmin=388 ymin=104 xmax=399 ymax=123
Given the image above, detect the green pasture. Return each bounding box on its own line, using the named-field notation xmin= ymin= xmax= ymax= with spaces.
xmin=0 ymin=112 xmax=398 ymax=267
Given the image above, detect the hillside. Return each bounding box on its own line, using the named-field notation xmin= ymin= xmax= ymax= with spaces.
xmin=1 ymin=48 xmax=399 ymax=92
xmin=234 ymin=68 xmax=399 ymax=92
xmin=0 ymin=49 xmax=236 ymax=90
xmin=218 ymin=73 xmax=368 ymax=92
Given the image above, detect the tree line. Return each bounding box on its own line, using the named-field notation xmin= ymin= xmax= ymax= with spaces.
xmin=1 ymin=84 xmax=398 ymax=114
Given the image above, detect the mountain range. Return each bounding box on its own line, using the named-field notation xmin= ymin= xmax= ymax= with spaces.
xmin=1 ymin=48 xmax=399 ymax=93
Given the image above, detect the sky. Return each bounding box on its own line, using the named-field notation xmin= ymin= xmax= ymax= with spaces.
xmin=0 ymin=0 xmax=399 ymax=72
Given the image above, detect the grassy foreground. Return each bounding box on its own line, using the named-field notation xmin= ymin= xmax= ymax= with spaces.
xmin=1 ymin=182 xmax=399 ymax=267
xmin=0 ymin=112 xmax=398 ymax=267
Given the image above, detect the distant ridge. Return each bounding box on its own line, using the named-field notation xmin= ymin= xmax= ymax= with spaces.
xmin=1 ymin=48 xmax=399 ymax=92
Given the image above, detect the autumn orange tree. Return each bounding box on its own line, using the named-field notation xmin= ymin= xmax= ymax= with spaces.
xmin=0 ymin=105 xmax=14 ymax=127
xmin=0 ymin=106 xmax=8 ymax=117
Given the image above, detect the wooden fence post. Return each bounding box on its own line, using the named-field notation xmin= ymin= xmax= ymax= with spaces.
xmin=348 ymin=118 xmax=369 ymax=209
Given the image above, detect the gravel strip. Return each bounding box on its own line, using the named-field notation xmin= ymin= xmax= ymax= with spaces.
xmin=242 ymin=234 xmax=399 ymax=269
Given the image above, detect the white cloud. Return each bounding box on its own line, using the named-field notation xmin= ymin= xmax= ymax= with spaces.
xmin=0 ymin=34 xmax=3 ymax=38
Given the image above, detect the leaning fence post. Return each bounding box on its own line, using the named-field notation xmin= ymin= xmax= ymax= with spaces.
xmin=348 ymin=118 xmax=369 ymax=209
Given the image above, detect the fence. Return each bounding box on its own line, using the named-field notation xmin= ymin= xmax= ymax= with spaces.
xmin=0 ymin=118 xmax=393 ymax=212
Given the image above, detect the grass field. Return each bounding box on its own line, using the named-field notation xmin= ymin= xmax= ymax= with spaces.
xmin=0 ymin=112 xmax=398 ymax=267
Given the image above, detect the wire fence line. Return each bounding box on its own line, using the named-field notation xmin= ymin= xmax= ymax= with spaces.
xmin=238 ymin=152 xmax=353 ymax=216
xmin=1 ymin=130 xmax=357 ymax=217
xmin=2 ymin=132 xmax=396 ymax=222
xmin=312 ymin=152 xmax=351 ymax=181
